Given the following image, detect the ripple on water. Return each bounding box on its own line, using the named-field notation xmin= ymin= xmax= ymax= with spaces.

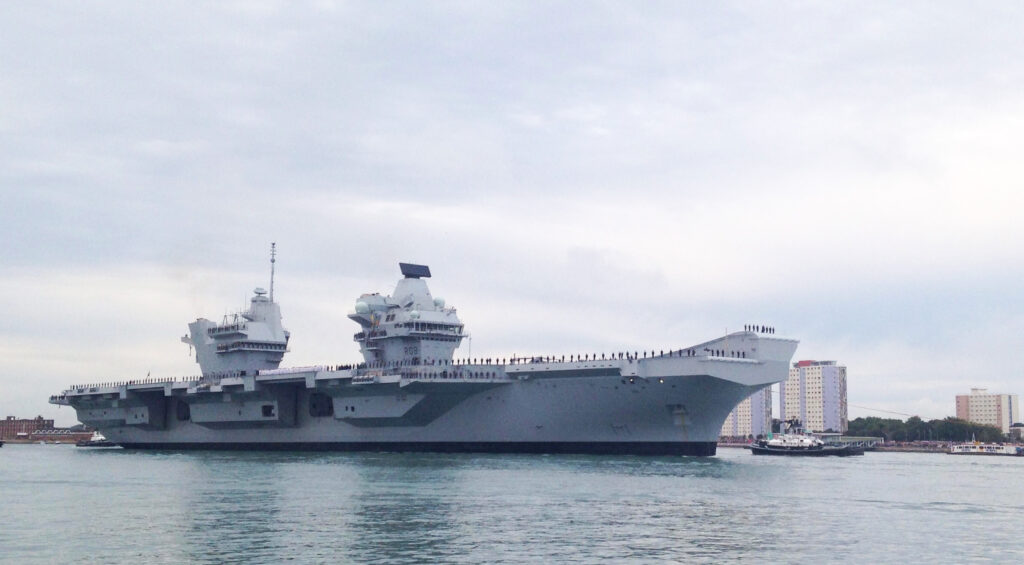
xmin=1 ymin=447 xmax=1022 ymax=564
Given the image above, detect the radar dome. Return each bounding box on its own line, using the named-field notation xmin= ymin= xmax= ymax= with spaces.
xmin=409 ymin=310 xmax=420 ymax=319
xmin=355 ymin=301 xmax=370 ymax=315
xmin=433 ymin=297 xmax=445 ymax=308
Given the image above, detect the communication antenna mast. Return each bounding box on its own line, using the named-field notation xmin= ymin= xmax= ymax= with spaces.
xmin=269 ymin=242 xmax=277 ymax=303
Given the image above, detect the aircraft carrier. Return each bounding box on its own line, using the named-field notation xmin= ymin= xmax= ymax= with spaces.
xmin=50 ymin=248 xmax=798 ymax=456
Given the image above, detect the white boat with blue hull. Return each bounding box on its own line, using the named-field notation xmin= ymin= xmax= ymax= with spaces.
xmin=51 ymin=251 xmax=798 ymax=456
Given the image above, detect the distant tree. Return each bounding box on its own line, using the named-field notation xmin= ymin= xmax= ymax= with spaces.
xmin=848 ymin=416 xmax=906 ymax=441
xmin=928 ymin=417 xmax=1004 ymax=442
xmin=905 ymin=416 xmax=927 ymax=441
xmin=849 ymin=415 xmax=1008 ymax=442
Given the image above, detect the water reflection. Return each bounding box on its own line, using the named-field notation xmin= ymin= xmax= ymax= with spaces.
xmin=180 ymin=453 xmax=288 ymax=563
xmin=133 ymin=451 xmax=472 ymax=564
xmin=339 ymin=454 xmax=473 ymax=563
xmin=8 ymin=447 xmax=1021 ymax=564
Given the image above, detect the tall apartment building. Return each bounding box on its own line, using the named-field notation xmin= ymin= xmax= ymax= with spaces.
xmin=720 ymin=386 xmax=772 ymax=439
xmin=955 ymin=388 xmax=1019 ymax=434
xmin=779 ymin=360 xmax=848 ymax=433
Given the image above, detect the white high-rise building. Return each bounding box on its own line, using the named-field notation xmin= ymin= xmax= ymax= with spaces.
xmin=956 ymin=389 xmax=1019 ymax=434
xmin=780 ymin=360 xmax=848 ymax=433
xmin=720 ymin=387 xmax=772 ymax=439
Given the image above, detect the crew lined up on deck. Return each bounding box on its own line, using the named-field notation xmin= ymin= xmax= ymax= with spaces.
xmin=349 ymin=345 xmax=751 ymax=367
xmin=704 ymin=348 xmax=747 ymax=358
xmin=68 ymin=342 xmax=761 ymax=390
xmin=327 ymin=346 xmax=750 ymax=371
xmin=744 ymin=324 xmax=775 ymax=334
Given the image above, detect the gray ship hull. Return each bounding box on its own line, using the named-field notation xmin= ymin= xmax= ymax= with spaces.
xmin=53 ymin=334 xmax=798 ymax=456
xmin=115 ymin=441 xmax=719 ymax=456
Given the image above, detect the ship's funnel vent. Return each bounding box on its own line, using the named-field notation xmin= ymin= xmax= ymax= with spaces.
xmin=399 ymin=263 xmax=431 ymax=279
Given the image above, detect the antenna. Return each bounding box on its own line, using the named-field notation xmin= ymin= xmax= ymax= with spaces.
xmin=269 ymin=242 xmax=277 ymax=303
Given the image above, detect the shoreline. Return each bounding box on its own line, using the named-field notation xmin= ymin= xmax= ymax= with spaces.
xmin=717 ymin=443 xmax=951 ymax=454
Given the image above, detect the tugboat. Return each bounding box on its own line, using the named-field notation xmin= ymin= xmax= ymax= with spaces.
xmin=75 ymin=431 xmax=117 ymax=448
xmin=749 ymin=419 xmax=864 ymax=456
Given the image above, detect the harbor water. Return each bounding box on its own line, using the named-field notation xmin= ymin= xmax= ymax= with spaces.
xmin=1 ymin=445 xmax=1021 ymax=564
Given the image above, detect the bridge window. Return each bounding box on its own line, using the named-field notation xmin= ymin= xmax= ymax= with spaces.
xmin=262 ymin=404 xmax=275 ymax=418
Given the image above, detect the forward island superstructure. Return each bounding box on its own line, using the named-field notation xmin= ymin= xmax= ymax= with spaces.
xmin=50 ymin=252 xmax=798 ymax=456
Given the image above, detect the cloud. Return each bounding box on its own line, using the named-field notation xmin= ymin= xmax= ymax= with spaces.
xmin=2 ymin=2 xmax=1023 ymax=425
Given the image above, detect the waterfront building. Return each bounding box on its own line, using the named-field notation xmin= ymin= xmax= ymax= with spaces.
xmin=955 ymin=388 xmax=1019 ymax=434
xmin=28 ymin=428 xmax=93 ymax=444
xmin=1 ymin=415 xmax=53 ymax=440
xmin=720 ymin=387 xmax=772 ymax=439
xmin=1010 ymin=423 xmax=1024 ymax=441
xmin=780 ymin=360 xmax=848 ymax=433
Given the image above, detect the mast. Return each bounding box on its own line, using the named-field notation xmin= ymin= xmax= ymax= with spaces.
xmin=269 ymin=242 xmax=276 ymax=303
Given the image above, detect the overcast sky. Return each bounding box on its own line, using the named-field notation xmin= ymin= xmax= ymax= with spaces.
xmin=2 ymin=2 xmax=1022 ymax=426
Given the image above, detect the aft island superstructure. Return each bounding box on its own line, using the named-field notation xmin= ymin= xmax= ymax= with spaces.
xmin=51 ymin=252 xmax=798 ymax=456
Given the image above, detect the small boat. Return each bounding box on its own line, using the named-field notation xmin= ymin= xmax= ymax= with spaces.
xmin=748 ymin=419 xmax=864 ymax=457
xmin=948 ymin=442 xmax=1023 ymax=456
xmin=75 ymin=431 xmax=118 ymax=448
